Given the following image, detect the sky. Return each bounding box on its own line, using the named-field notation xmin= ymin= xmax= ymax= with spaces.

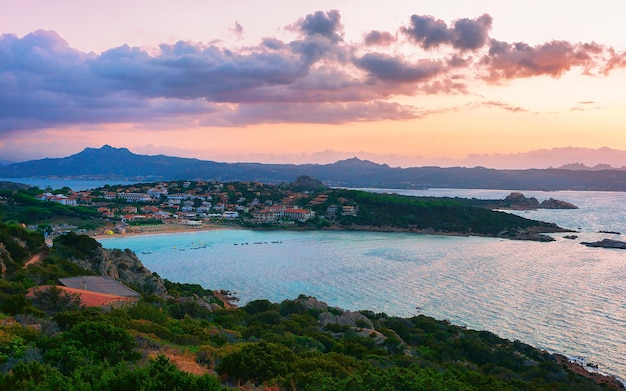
xmin=1 ymin=0 xmax=626 ymax=168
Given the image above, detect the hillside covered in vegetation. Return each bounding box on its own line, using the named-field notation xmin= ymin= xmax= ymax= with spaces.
xmin=0 ymin=223 xmax=620 ymax=390
xmin=308 ymin=189 xmax=567 ymax=240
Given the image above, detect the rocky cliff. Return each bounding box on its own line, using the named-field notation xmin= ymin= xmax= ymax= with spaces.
xmin=68 ymin=246 xmax=168 ymax=298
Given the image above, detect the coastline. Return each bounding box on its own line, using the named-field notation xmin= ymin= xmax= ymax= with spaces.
xmin=91 ymin=220 xmax=569 ymax=243
xmin=92 ymin=222 xmax=238 ymax=240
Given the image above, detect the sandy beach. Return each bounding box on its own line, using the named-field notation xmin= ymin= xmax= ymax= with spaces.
xmin=93 ymin=222 xmax=236 ymax=240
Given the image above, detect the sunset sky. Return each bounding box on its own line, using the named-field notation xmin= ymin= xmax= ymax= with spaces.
xmin=2 ymin=1 xmax=626 ymax=168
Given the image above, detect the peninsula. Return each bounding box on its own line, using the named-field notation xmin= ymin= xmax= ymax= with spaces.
xmin=0 ymin=177 xmax=574 ymax=242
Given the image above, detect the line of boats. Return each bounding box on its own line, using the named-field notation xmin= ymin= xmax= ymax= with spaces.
xmin=140 ymin=240 xmax=284 ymax=253
xmin=234 ymin=241 xmax=282 ymax=245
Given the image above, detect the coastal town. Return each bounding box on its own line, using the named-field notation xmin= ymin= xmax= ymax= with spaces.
xmin=32 ymin=176 xmax=357 ymax=236
xmin=15 ymin=175 xmax=580 ymax=242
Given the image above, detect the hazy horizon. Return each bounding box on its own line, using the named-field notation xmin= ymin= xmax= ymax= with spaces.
xmin=3 ymin=144 xmax=626 ymax=171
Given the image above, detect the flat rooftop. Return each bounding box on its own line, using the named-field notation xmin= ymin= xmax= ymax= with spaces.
xmin=59 ymin=276 xmax=140 ymax=297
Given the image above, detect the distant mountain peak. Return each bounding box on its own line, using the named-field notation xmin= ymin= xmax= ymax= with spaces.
xmin=73 ymin=145 xmax=134 ymax=157
xmin=334 ymin=157 xmax=384 ymax=168
xmin=557 ymin=162 xmax=625 ymax=171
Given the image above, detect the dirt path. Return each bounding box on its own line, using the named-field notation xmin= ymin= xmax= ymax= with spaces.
xmin=23 ymin=252 xmax=43 ymax=268
xmin=146 ymin=349 xmax=209 ymax=376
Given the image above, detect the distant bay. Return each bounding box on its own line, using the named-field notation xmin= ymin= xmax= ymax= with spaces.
xmin=100 ymin=189 xmax=626 ymax=379
xmin=0 ymin=178 xmax=136 ymax=191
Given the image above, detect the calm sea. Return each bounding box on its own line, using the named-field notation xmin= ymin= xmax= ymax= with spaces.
xmin=0 ymin=178 xmax=136 ymax=191
xmin=99 ymin=189 xmax=626 ymax=379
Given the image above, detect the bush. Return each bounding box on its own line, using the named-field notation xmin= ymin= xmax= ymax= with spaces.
xmin=65 ymin=321 xmax=140 ymax=364
xmin=217 ymin=341 xmax=295 ymax=384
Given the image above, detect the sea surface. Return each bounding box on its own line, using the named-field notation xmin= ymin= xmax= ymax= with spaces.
xmin=99 ymin=189 xmax=626 ymax=379
xmin=0 ymin=177 xmax=136 ymax=191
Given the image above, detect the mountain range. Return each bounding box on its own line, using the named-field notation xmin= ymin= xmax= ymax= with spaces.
xmin=3 ymin=145 xmax=626 ymax=191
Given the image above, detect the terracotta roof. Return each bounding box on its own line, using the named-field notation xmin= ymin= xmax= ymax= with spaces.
xmin=27 ymin=285 xmax=138 ymax=307
xmin=59 ymin=276 xmax=140 ymax=297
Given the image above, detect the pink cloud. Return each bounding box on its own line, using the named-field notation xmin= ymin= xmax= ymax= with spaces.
xmin=481 ymin=40 xmax=606 ymax=81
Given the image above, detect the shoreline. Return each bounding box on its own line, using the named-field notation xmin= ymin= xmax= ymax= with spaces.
xmin=93 ymin=220 xmax=569 ymax=242
xmin=92 ymin=222 xmax=239 ymax=240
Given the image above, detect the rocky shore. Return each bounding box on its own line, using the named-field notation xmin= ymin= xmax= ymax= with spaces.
xmin=497 ymin=192 xmax=578 ymax=210
xmin=554 ymin=354 xmax=624 ymax=390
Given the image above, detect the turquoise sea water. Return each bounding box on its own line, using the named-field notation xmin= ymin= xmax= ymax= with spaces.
xmin=99 ymin=189 xmax=626 ymax=379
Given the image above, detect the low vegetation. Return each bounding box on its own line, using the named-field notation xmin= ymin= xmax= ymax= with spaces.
xmin=311 ymin=189 xmax=563 ymax=237
xmin=0 ymin=186 xmax=102 ymax=230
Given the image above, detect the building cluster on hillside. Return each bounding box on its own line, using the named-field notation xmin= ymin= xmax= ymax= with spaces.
xmin=39 ymin=180 xmax=357 ymax=226
xmin=36 ymin=192 xmax=77 ymax=206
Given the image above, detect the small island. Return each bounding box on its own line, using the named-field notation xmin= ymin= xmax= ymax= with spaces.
xmin=499 ymin=192 xmax=579 ymax=210
xmin=581 ymin=238 xmax=626 ymax=249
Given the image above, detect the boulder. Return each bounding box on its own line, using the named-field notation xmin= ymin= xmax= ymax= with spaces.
xmin=319 ymin=310 xmax=374 ymax=329
xmin=296 ymin=296 xmax=329 ymax=312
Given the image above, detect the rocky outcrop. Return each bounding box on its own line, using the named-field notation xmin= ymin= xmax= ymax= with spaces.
xmin=581 ymin=238 xmax=626 ymax=249
xmin=539 ymin=198 xmax=578 ymax=209
xmin=502 ymin=192 xmax=540 ymax=209
xmin=288 ymin=175 xmax=328 ymax=192
xmin=511 ymin=233 xmax=555 ymax=242
xmin=0 ymin=242 xmax=9 ymax=279
xmin=295 ymin=296 xmax=329 ymax=312
xmin=68 ymin=247 xmax=168 ymax=297
xmin=500 ymin=192 xmax=577 ymax=210
xmin=295 ymin=295 xmax=375 ymax=330
xmin=178 ymin=293 xmax=223 ymax=312
xmin=318 ymin=309 xmax=374 ymax=329
xmin=554 ymin=354 xmax=625 ymax=390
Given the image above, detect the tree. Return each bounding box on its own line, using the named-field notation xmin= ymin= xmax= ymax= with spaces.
xmin=65 ymin=321 xmax=139 ymax=364
xmin=31 ymin=286 xmax=82 ymax=316
xmin=217 ymin=341 xmax=295 ymax=384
